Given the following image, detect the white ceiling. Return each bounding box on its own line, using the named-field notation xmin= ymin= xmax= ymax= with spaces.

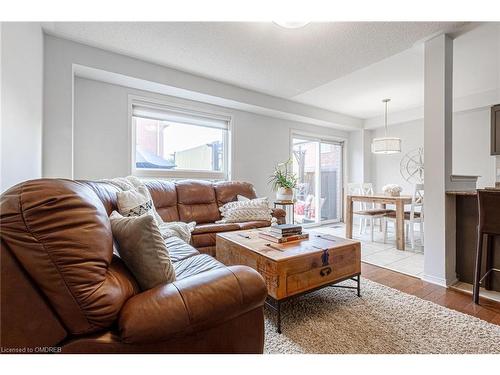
xmin=46 ymin=22 xmax=464 ymax=100
xmin=292 ymin=44 xmax=424 ymax=119
xmin=45 ymin=21 xmax=499 ymax=123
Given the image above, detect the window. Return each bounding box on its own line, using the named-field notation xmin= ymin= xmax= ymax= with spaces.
xmin=131 ymin=102 xmax=230 ymax=180
xmin=292 ymin=136 xmax=344 ymax=225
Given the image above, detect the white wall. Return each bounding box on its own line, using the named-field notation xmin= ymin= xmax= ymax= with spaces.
xmin=347 ymin=130 xmax=364 ymax=184
xmin=452 ymin=108 xmax=496 ymax=187
xmin=366 ymin=107 xmax=496 ymax=194
xmin=370 ymin=119 xmax=424 ymax=193
xmin=74 ymin=77 xmax=348 ymax=199
xmin=43 ymin=34 xmax=360 ymax=180
xmin=347 ymin=129 xmax=373 ymax=184
xmin=0 ymin=23 xmax=43 ymax=192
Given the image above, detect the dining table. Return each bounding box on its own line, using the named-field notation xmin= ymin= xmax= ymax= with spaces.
xmin=345 ymin=194 xmax=413 ymax=250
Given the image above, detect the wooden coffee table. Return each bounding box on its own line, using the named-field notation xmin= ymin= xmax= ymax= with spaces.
xmin=216 ymin=229 xmax=361 ymax=333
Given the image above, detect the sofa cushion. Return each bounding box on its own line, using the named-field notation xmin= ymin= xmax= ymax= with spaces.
xmin=191 ymin=233 xmax=217 ymax=249
xmin=110 ymin=211 xmax=176 ymax=290
xmin=82 ymin=181 xmax=121 ymax=216
xmin=173 ymin=254 xmax=225 ymax=280
xmin=214 ymin=181 xmax=257 ymax=206
xmin=164 ymin=236 xmax=199 ymax=263
xmin=144 ymin=180 xmax=180 ymax=222
xmin=192 ymin=223 xmax=241 ymax=235
xmin=176 ymin=180 xmax=220 ymax=224
xmin=118 ymin=266 xmax=267 ymax=344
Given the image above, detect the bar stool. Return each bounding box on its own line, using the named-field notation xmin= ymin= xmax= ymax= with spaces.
xmin=473 ymin=189 xmax=500 ymax=304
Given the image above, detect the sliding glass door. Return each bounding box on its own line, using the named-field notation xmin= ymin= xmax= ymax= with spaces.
xmin=292 ymin=136 xmax=343 ymax=225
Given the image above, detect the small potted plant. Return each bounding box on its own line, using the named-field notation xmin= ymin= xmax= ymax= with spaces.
xmin=269 ymin=159 xmax=297 ymax=201
xmin=382 ymin=184 xmax=403 ymax=197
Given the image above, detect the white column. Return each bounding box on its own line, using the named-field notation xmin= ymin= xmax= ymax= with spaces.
xmin=423 ymin=34 xmax=457 ymax=286
xmin=361 ymin=129 xmax=372 ymax=184
xmin=347 ymin=129 xmax=372 ymax=184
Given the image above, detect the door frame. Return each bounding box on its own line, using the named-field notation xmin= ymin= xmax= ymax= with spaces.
xmin=290 ymin=130 xmax=347 ymax=227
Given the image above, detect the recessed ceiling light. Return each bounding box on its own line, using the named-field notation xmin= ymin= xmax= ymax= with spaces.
xmin=273 ymin=21 xmax=310 ymax=29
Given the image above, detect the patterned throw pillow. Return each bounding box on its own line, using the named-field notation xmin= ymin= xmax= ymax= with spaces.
xmin=217 ymin=197 xmax=273 ymax=223
xmin=116 ymin=186 xmax=163 ymax=224
xmin=219 ymin=197 xmax=269 ymax=213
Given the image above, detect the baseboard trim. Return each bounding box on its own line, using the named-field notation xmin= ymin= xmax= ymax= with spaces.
xmin=422 ymin=274 xmax=458 ymax=287
xmin=450 ymin=281 xmax=500 ymax=303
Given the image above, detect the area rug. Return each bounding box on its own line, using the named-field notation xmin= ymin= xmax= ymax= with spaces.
xmin=264 ymin=279 xmax=500 ymax=354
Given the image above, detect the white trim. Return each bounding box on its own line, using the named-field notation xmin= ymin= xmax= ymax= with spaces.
xmin=290 ymin=128 xmax=347 ymax=144
xmin=133 ymin=168 xmax=226 ymax=180
xmin=132 ymin=100 xmax=231 ymax=127
xmin=290 ymin=129 xmax=347 ymax=225
xmin=128 ymin=94 xmax=232 ymax=181
xmin=71 ymin=63 xmax=362 ymax=131
xmin=421 ymin=273 xmax=458 ymax=287
xmin=70 ymin=64 xmax=75 ymax=179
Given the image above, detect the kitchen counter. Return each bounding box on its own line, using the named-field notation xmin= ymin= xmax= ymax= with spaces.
xmin=446 ymin=190 xmax=478 ymax=196
xmin=446 ymin=187 xmax=500 ymax=196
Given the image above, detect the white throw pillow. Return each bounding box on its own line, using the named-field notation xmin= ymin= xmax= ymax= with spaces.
xmin=220 ymin=197 xmax=269 ymax=213
xmin=217 ymin=207 xmax=273 ymax=223
xmin=217 ymin=197 xmax=272 ymax=223
xmin=116 ymin=185 xmax=164 ymax=224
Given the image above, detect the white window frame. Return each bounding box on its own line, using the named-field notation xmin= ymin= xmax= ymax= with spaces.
xmin=290 ymin=129 xmax=347 ymax=227
xmin=128 ymin=95 xmax=232 ymax=180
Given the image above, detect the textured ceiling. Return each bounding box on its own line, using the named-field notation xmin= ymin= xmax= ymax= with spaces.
xmin=292 ymin=22 xmax=499 ymax=119
xmin=47 ymin=22 xmax=465 ymax=100
xmin=292 ymin=45 xmax=424 ymax=119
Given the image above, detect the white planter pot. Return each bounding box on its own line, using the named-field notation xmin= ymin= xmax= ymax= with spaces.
xmin=276 ymin=187 xmax=294 ymax=201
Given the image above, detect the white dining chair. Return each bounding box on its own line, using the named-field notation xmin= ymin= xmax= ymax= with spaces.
xmin=348 ymin=182 xmax=389 ymax=242
xmin=383 ymin=184 xmax=424 ymax=249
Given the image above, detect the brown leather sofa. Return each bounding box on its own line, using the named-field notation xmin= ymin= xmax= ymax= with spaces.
xmin=0 ymin=178 xmax=276 ymax=353
xmin=139 ymin=179 xmax=285 ymax=256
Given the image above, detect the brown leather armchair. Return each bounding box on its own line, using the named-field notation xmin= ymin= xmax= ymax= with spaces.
xmin=0 ymin=179 xmax=268 ymax=353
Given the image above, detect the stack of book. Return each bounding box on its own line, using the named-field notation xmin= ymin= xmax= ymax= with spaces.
xmin=258 ymin=224 xmax=309 ymax=243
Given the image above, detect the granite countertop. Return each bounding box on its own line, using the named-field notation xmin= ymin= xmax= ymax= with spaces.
xmin=446 ymin=191 xmax=478 ymax=196
xmin=446 ymin=187 xmax=500 ymax=196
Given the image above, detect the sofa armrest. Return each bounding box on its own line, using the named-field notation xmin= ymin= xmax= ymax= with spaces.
xmin=271 ymin=208 xmax=287 ymax=224
xmin=118 ymin=266 xmax=267 ymax=344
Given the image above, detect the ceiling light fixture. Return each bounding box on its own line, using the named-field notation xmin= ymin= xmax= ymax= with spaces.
xmin=371 ymin=99 xmax=402 ymax=155
xmin=273 ymin=21 xmax=310 ymax=29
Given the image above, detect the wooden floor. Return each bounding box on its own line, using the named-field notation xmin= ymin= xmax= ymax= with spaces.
xmin=361 ymin=262 xmax=500 ymax=326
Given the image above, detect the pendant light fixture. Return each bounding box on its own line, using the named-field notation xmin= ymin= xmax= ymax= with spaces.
xmin=371 ymin=98 xmax=402 ymax=154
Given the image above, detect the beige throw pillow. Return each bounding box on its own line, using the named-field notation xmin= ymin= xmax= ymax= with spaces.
xmin=219 ymin=197 xmax=270 ymax=213
xmin=109 ymin=211 xmax=175 ymax=290
xmin=217 ymin=197 xmax=273 ymax=223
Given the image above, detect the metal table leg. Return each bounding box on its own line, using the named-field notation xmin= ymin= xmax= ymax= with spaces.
xmin=357 ymin=275 xmax=361 ymax=297
xmin=266 ymin=297 xmax=282 ymax=334
xmin=265 ymin=274 xmax=361 ymax=334
xmin=276 ymin=300 xmax=281 ymax=334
